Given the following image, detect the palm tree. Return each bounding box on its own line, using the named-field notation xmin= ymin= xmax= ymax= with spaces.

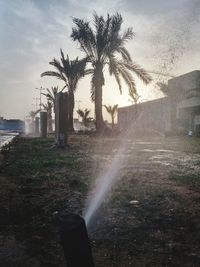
xmin=104 ymin=104 xmax=118 ymax=130
xmin=71 ymin=13 xmax=152 ymax=132
xmin=129 ymin=89 xmax=141 ymax=105
xmin=128 ymin=89 xmax=141 ymax=120
xmin=28 ymin=109 xmax=40 ymax=133
xmin=41 ymin=49 xmax=87 ymax=131
xmin=42 ymin=102 xmax=53 ymax=132
xmin=77 ymin=108 xmax=91 ymax=127
xmin=42 ymin=86 xmax=61 ymax=113
xmin=29 ymin=109 xmax=40 ymax=121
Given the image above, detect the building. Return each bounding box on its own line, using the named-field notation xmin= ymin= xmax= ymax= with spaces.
xmin=118 ymin=70 xmax=200 ymax=136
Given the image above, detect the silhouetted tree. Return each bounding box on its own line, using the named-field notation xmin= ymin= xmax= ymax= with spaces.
xmin=104 ymin=104 xmax=118 ymax=130
xmin=71 ymin=13 xmax=152 ymax=132
xmin=77 ymin=108 xmax=91 ymax=127
xmin=28 ymin=109 xmax=40 ymax=133
xmin=29 ymin=110 xmax=40 ymax=122
xmin=128 ymin=89 xmax=141 ymax=120
xmin=129 ymin=89 xmax=141 ymax=105
xmin=41 ymin=50 xmax=87 ymax=131
xmin=42 ymin=86 xmax=61 ymax=113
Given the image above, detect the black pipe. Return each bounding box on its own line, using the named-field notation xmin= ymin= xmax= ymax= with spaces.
xmin=59 ymin=212 xmax=95 ymax=267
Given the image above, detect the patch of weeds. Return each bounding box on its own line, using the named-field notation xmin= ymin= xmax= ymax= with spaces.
xmin=69 ymin=178 xmax=88 ymax=193
xmin=169 ymin=171 xmax=200 ymax=191
xmin=179 ymin=138 xmax=200 ymax=153
xmin=150 ymin=189 xmax=182 ymax=203
xmin=1 ymin=138 xmax=79 ymax=178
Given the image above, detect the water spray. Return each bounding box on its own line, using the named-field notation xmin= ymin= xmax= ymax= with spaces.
xmin=84 ymin=112 xmax=145 ymax=228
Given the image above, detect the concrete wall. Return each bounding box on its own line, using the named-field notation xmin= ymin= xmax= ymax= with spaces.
xmin=118 ymin=70 xmax=200 ymax=135
xmin=118 ymin=97 xmax=171 ymax=133
xmin=168 ymin=70 xmax=200 ymax=99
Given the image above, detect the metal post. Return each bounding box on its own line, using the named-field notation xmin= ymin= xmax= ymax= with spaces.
xmin=59 ymin=212 xmax=95 ymax=267
xmin=33 ymin=97 xmax=40 ymax=111
xmin=35 ymin=87 xmax=45 ymax=109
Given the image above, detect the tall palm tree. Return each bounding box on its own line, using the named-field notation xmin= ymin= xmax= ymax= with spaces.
xmin=41 ymin=49 xmax=87 ymax=131
xmin=42 ymin=102 xmax=53 ymax=132
xmin=77 ymin=108 xmax=91 ymax=127
xmin=71 ymin=13 xmax=152 ymax=132
xmin=104 ymin=104 xmax=118 ymax=130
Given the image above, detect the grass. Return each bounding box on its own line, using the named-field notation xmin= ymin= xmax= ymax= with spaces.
xmin=1 ymin=138 xmax=78 ymax=176
xmin=0 ymin=137 xmax=91 ymax=266
xmin=169 ymin=171 xmax=200 ymax=190
xmin=0 ymin=135 xmax=200 ymax=267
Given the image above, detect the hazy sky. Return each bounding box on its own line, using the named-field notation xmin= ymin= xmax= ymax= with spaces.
xmin=0 ymin=0 xmax=200 ymax=120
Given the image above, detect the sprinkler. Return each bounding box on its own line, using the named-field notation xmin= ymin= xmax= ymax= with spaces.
xmin=58 ymin=211 xmax=95 ymax=267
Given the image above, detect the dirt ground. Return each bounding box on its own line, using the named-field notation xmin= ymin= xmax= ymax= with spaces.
xmin=0 ymin=135 xmax=200 ymax=266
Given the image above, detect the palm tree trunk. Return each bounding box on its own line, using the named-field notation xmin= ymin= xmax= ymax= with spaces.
xmin=94 ymin=64 xmax=105 ymax=132
xmin=111 ymin=115 xmax=114 ymax=131
xmin=48 ymin=110 xmax=53 ymax=132
xmin=68 ymin=90 xmax=74 ymax=131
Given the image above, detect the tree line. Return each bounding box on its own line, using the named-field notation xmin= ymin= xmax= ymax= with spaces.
xmin=40 ymin=13 xmax=152 ymax=133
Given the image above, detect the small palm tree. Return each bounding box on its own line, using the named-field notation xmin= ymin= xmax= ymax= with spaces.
xmin=28 ymin=109 xmax=40 ymax=133
xmin=128 ymin=89 xmax=141 ymax=120
xmin=129 ymin=89 xmax=141 ymax=105
xmin=29 ymin=109 xmax=40 ymax=122
xmin=41 ymin=50 xmax=87 ymax=131
xmin=104 ymin=104 xmax=118 ymax=130
xmin=71 ymin=13 xmax=152 ymax=132
xmin=42 ymin=86 xmax=62 ymax=113
xmin=42 ymin=101 xmax=53 ymax=132
xmin=77 ymin=108 xmax=91 ymax=127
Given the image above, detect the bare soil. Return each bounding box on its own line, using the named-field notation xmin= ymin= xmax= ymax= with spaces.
xmin=0 ymin=135 xmax=200 ymax=266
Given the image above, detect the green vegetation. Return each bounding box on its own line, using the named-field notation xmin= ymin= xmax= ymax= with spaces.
xmin=169 ymin=171 xmax=200 ymax=190
xmin=41 ymin=50 xmax=88 ymax=131
xmin=0 ymin=136 xmax=200 ymax=266
xmin=71 ymin=13 xmax=152 ymax=132
xmin=77 ymin=108 xmax=91 ymax=127
xmin=104 ymin=104 xmax=118 ymax=130
xmin=0 ymin=137 xmax=91 ymax=266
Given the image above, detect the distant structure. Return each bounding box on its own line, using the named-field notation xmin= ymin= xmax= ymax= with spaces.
xmin=118 ymin=70 xmax=200 ymax=136
xmin=0 ymin=117 xmax=25 ymax=133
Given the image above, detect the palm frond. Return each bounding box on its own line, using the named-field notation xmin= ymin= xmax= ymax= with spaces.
xmin=121 ymin=28 xmax=135 ymax=43
xmin=41 ymin=71 xmax=66 ymax=82
xmin=77 ymin=109 xmax=85 ymax=118
xmin=104 ymin=104 xmax=118 ymax=116
xmin=122 ymin=61 xmax=152 ymax=84
xmin=117 ymin=47 xmax=132 ymax=62
xmin=71 ymin=17 xmax=96 ymax=60
xmin=108 ymin=55 xmax=122 ymax=93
